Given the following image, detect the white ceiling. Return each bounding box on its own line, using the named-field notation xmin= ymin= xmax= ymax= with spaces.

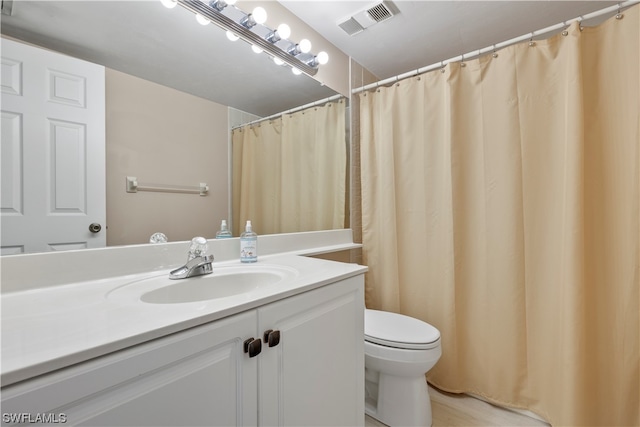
xmin=280 ymin=1 xmax=618 ymax=80
xmin=1 ymin=1 xmax=621 ymax=116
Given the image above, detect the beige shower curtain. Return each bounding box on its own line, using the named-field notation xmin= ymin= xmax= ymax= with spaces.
xmin=232 ymin=100 xmax=346 ymax=236
xmin=359 ymin=8 xmax=639 ymax=426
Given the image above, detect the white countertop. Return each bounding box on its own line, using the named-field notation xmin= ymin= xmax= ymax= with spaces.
xmin=1 ymin=254 xmax=366 ymax=387
xmin=1 ymin=229 xmax=362 ymax=293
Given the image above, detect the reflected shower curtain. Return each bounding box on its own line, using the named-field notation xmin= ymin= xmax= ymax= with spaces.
xmin=232 ymin=100 xmax=346 ymax=236
xmin=359 ymin=8 xmax=639 ymax=426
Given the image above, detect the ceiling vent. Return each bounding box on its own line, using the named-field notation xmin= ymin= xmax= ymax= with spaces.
xmin=337 ymin=1 xmax=397 ymax=36
xmin=338 ymin=18 xmax=365 ymax=36
xmin=366 ymin=2 xmax=394 ymax=23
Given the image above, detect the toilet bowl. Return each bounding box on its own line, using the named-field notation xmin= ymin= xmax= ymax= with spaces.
xmin=364 ymin=309 xmax=442 ymax=426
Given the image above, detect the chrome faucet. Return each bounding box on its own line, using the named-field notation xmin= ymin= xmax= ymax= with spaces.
xmin=169 ymin=237 xmax=214 ymax=280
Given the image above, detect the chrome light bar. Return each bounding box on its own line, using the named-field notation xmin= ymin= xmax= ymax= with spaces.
xmin=177 ymin=0 xmax=319 ymax=76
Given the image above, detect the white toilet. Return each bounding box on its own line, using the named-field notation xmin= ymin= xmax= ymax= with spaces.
xmin=364 ymin=309 xmax=442 ymax=426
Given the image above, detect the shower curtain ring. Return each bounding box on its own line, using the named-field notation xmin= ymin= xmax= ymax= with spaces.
xmin=561 ymin=21 xmax=569 ymax=36
xmin=440 ymin=61 xmax=446 ymax=73
xmin=616 ymin=3 xmax=624 ymax=19
xmin=492 ymin=44 xmax=499 ymax=58
xmin=460 ymin=54 xmax=466 ymax=67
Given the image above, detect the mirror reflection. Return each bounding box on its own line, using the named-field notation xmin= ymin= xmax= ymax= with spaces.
xmin=231 ymin=97 xmax=348 ymax=237
xmin=0 ymin=1 xmax=348 ymax=255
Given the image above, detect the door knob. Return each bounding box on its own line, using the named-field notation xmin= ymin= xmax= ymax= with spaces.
xmin=243 ymin=337 xmax=262 ymax=358
xmin=89 ymin=223 xmax=102 ymax=233
xmin=263 ymin=329 xmax=281 ymax=347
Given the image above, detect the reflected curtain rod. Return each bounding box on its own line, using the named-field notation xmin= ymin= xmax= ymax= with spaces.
xmin=231 ymin=93 xmax=344 ymax=130
xmin=352 ymin=0 xmax=640 ymax=94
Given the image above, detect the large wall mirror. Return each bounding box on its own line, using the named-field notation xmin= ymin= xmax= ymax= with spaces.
xmin=0 ymin=0 xmax=349 ymax=255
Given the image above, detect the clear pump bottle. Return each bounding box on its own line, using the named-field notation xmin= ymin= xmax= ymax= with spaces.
xmin=240 ymin=220 xmax=257 ymax=263
xmin=216 ymin=220 xmax=232 ymax=239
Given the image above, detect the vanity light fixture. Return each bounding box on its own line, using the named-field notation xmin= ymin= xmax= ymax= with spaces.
xmin=168 ymin=0 xmax=325 ymax=76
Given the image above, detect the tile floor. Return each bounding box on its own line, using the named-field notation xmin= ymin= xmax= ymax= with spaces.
xmin=364 ymin=385 xmax=550 ymax=426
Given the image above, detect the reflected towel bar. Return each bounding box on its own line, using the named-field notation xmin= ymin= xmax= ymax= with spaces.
xmin=126 ymin=176 xmax=209 ymax=196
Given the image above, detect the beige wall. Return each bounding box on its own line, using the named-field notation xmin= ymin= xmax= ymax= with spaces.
xmin=106 ymin=69 xmax=229 ymax=246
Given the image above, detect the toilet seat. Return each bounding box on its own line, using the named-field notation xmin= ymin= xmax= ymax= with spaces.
xmin=365 ymin=309 xmax=440 ymax=350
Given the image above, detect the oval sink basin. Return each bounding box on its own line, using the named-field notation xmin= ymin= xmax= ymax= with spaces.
xmin=142 ymin=271 xmax=283 ymax=304
xmin=107 ymin=264 xmax=298 ymax=304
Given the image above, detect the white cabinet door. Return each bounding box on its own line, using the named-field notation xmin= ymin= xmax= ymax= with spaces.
xmin=1 ymin=38 xmax=105 ymax=255
xmin=1 ymin=311 xmax=258 ymax=426
xmin=258 ymin=276 xmax=365 ymax=426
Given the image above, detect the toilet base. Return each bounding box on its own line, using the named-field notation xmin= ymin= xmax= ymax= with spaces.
xmin=365 ymin=370 xmax=432 ymax=426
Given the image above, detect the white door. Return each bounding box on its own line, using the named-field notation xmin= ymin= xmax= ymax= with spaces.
xmin=1 ymin=37 xmax=105 ymax=255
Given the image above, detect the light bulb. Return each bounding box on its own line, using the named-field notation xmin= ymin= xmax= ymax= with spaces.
xmin=252 ymin=45 xmax=263 ymax=54
xmin=316 ymin=51 xmax=329 ymax=65
xmin=299 ymin=39 xmax=312 ymax=53
xmin=160 ymin=0 xmax=177 ymax=8
xmin=252 ymin=7 xmax=267 ymax=24
xmin=196 ymin=14 xmax=210 ymax=25
xmin=292 ymin=67 xmax=302 ymax=75
xmin=226 ymin=31 xmax=239 ymax=41
xmin=277 ymin=24 xmax=291 ymax=40
xmin=266 ymin=24 xmax=291 ymax=44
xmin=273 ymin=57 xmax=284 ymax=66
xmin=266 ymin=23 xmax=291 ymax=44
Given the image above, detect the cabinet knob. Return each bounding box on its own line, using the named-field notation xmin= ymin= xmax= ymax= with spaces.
xmin=263 ymin=329 xmax=281 ymax=347
xmin=243 ymin=337 xmax=262 ymax=358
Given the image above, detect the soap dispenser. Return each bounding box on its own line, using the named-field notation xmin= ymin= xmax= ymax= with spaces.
xmin=216 ymin=220 xmax=232 ymax=239
xmin=240 ymin=220 xmax=257 ymax=263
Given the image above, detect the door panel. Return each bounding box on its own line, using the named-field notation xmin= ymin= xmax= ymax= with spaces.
xmin=1 ymin=38 xmax=105 ymax=254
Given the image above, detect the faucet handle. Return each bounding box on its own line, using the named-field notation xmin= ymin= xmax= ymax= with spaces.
xmin=188 ymin=236 xmax=209 ymax=260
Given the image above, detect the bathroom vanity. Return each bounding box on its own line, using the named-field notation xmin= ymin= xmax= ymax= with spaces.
xmin=1 ymin=232 xmax=366 ymax=426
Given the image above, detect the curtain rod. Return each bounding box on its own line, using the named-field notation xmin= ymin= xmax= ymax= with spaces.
xmin=232 ymin=93 xmax=344 ymax=130
xmin=352 ymin=0 xmax=639 ymax=94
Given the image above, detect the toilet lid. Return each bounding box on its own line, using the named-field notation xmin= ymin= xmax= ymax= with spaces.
xmin=365 ymin=309 xmax=441 ymax=350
